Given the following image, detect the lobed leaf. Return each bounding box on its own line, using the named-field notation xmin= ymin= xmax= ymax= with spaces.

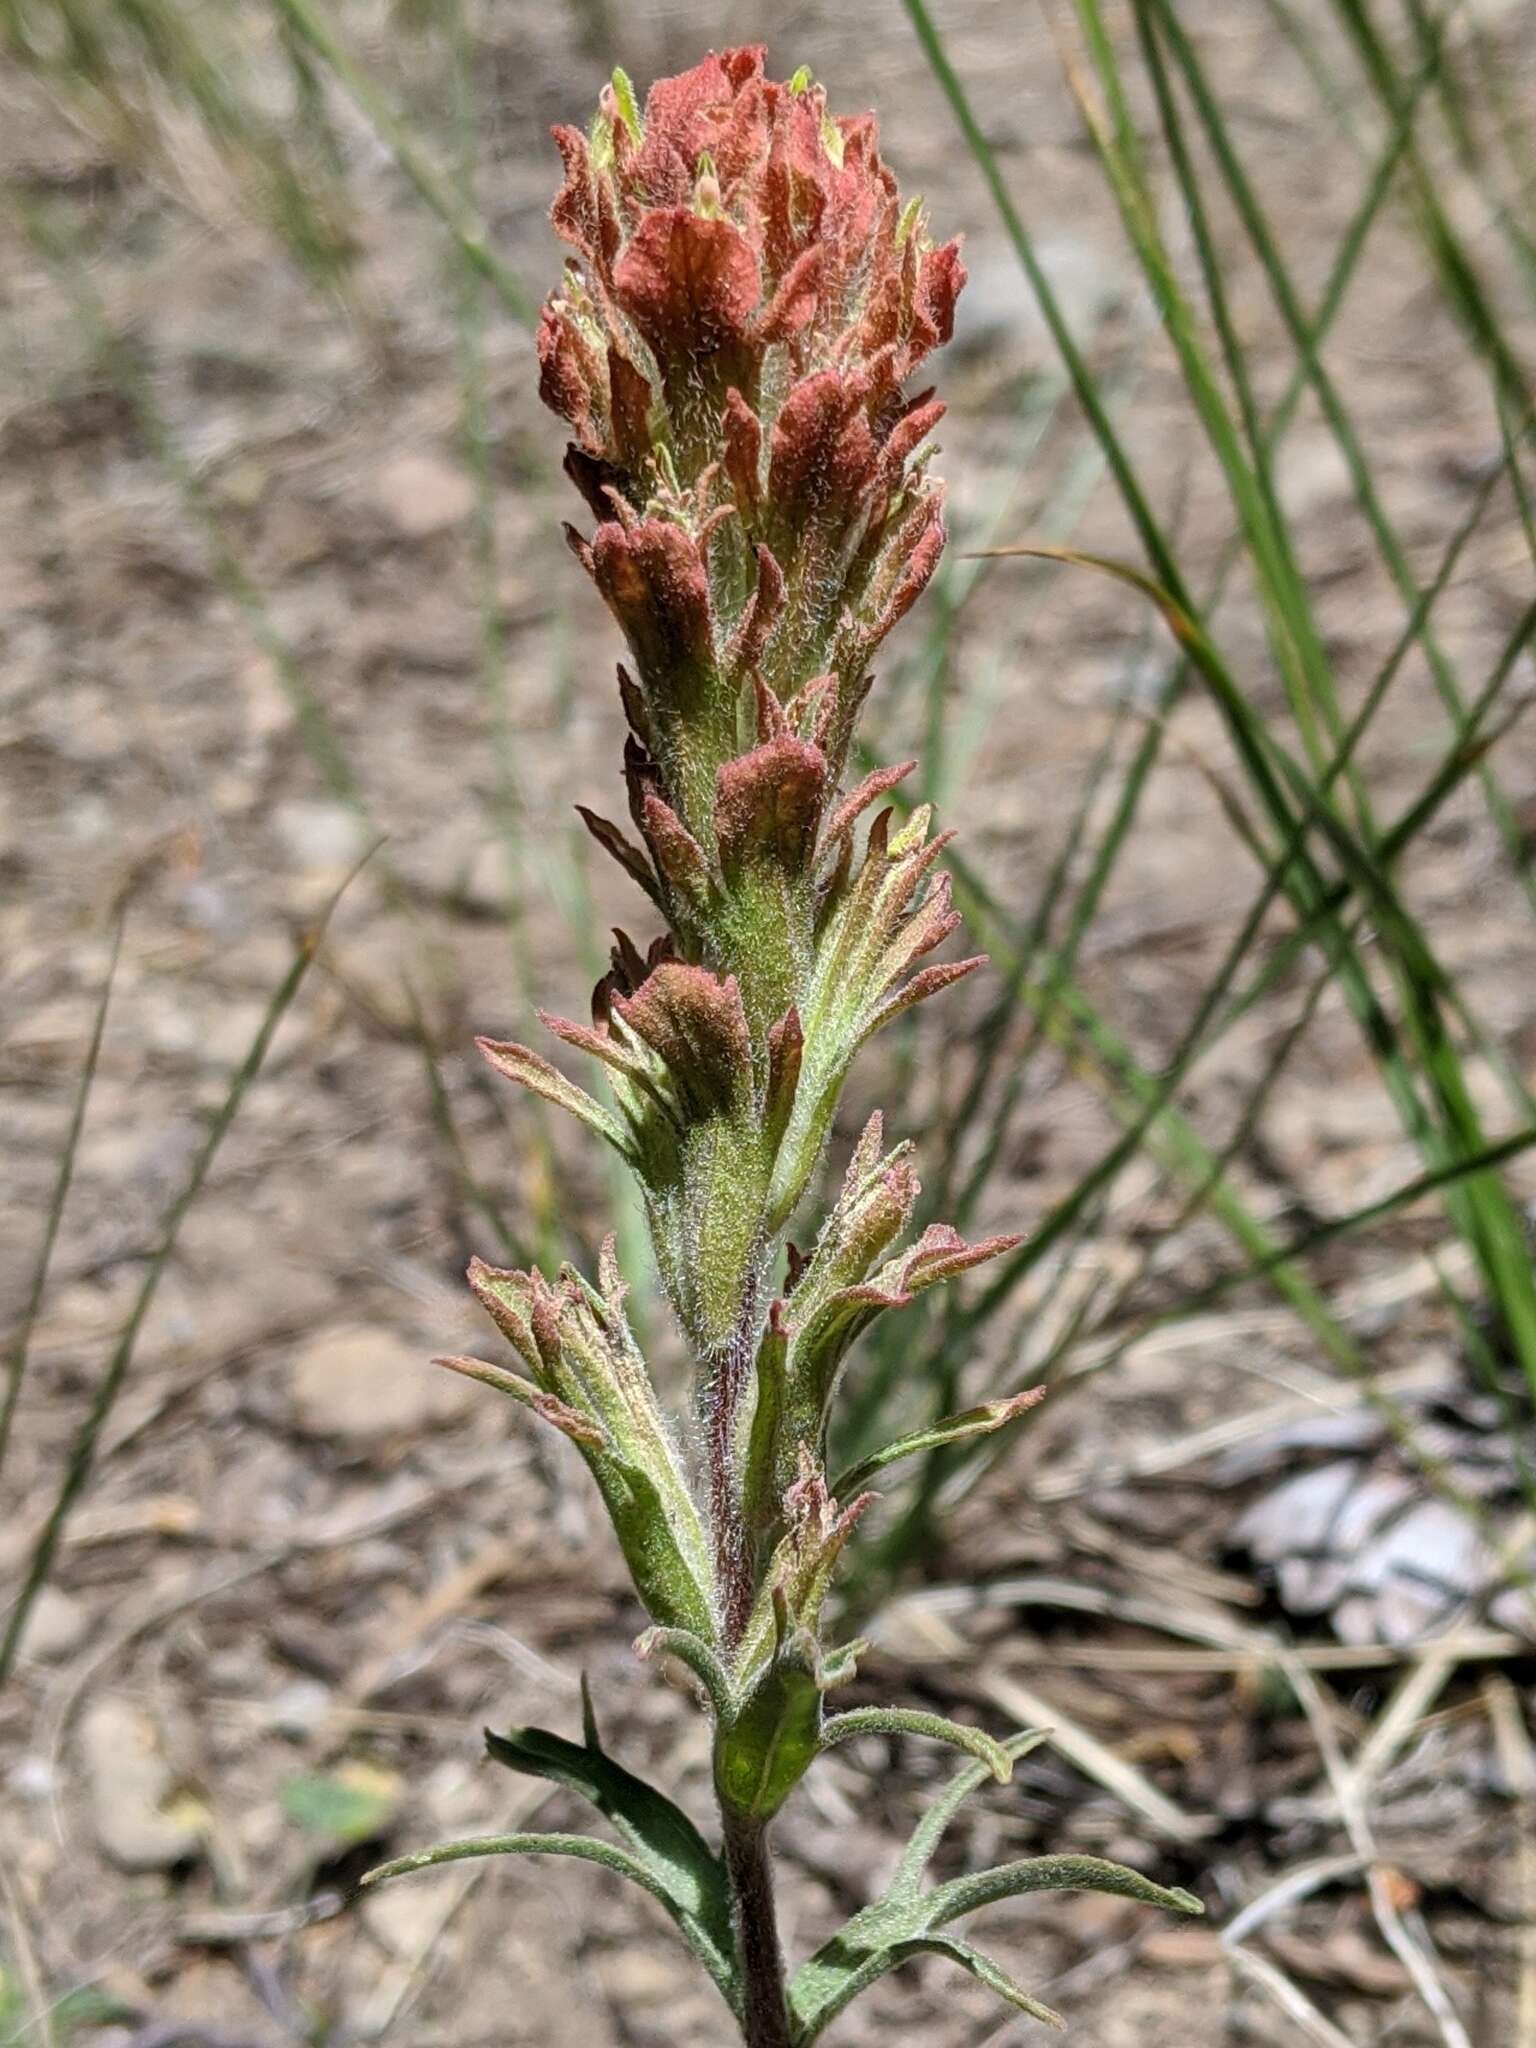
xmin=788 ymin=1732 xmax=1199 ymax=2039
xmin=476 ymin=1036 xmax=634 ymax=1160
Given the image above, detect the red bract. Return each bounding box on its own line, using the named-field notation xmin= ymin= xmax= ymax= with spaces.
xmin=540 ymin=45 xmax=964 ymax=851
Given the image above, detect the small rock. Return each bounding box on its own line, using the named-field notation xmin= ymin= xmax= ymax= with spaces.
xmin=270 ymin=1679 xmax=334 ymax=1738
xmin=270 ymin=798 xmax=369 ymax=875
xmin=236 ymin=651 xmax=293 ymax=741
xmin=360 ymin=1867 xmax=459 ymax=1963
xmin=596 ymin=1945 xmax=681 ymax=2008
xmin=368 ymin=453 xmax=474 ymax=537
xmin=951 ymin=231 xmax=1129 ymax=362
xmin=81 ymin=1698 xmax=205 ymax=1870
xmin=1277 ymin=429 xmax=1354 ymax=521
xmin=288 ymin=1324 xmax=473 ymax=1443
xmin=459 ymin=837 xmax=516 ymax=915
xmin=9 ymin=1755 xmax=56 ymax=1801
xmin=14 ymin=1585 xmax=90 ymax=1662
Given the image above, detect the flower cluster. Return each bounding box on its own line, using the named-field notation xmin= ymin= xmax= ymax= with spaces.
xmin=390 ymin=50 xmax=1201 ymax=2047
xmin=476 ymin=45 xmax=1007 ymax=1637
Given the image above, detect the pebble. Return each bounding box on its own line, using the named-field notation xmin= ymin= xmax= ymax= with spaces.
xmin=9 ymin=1756 xmax=56 ymax=1801
xmin=270 ymin=797 xmax=369 ymax=875
xmin=288 ymin=1323 xmax=474 ymax=1443
xmin=81 ymin=1698 xmax=205 ymax=1870
xmin=595 ymin=1945 xmax=683 ymax=2009
xmin=361 ymin=1867 xmax=456 ymax=1958
xmin=368 ymin=452 xmax=475 ymax=537
xmin=270 ymin=1678 xmax=334 ymax=1738
xmin=13 ymin=1585 xmax=90 ymax=1662
xmin=951 ymin=230 xmax=1129 ymax=362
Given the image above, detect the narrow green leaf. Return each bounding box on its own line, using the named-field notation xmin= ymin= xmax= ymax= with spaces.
xmin=483 ymin=1681 xmax=733 ymax=1969
xmin=832 ymin=1390 xmax=1043 ymax=1498
xmin=928 ymin=1852 xmax=1203 ymax=1926
xmin=819 ymin=1708 xmax=1015 ymax=1784
xmin=883 ymin=1935 xmax=1063 ymax=2027
xmin=635 ymin=1625 xmax=735 ymax=1720
xmin=359 ymin=1828 xmax=696 ymax=1922
xmin=894 ymin=1728 xmax=1051 ymax=1897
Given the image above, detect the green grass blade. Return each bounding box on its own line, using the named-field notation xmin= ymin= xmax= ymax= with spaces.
xmin=403 ymin=979 xmax=526 ymax=1265
xmin=899 ymin=0 xmax=1193 ymax=602
xmin=11 ymin=184 xmax=378 ymax=858
xmin=895 ymin=0 xmax=1440 ymax=1269
xmin=1061 ymin=8 xmax=1536 ymax=1382
xmin=0 ymin=916 xmax=122 ymax=1483
xmin=1396 ymin=0 xmax=1536 ymax=289
xmin=0 ymin=856 xmax=373 ymax=1684
xmin=947 ymin=842 xmax=1363 ymax=1370
xmin=1147 ymin=0 xmax=1536 ymax=919
xmin=443 ymin=0 xmax=568 ymax=1279
xmin=1153 ymin=1120 xmax=1536 ymax=1328
xmin=1269 ymin=0 xmax=1534 ymax=410
xmin=1331 ymin=0 xmax=1535 ymax=408
xmin=268 ymin=0 xmax=535 ymax=326
xmin=1069 ymin=0 xmax=1346 ymax=776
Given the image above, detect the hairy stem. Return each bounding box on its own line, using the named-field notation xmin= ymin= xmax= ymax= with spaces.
xmin=707 ymin=1274 xmax=764 ymax=1648
xmin=722 ymin=1807 xmax=793 ymax=2048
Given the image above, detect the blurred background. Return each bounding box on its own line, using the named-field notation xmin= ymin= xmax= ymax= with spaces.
xmin=3 ymin=1 xmax=1536 ymax=2041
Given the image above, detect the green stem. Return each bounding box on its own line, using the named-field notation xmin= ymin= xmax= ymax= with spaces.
xmin=721 ymin=1809 xmax=793 ymax=2048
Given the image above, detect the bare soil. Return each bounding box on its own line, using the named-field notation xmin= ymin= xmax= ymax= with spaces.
xmin=4 ymin=4 xmax=1536 ymax=2043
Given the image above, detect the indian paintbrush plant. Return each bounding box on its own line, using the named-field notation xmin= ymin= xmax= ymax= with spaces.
xmin=361 ymin=48 xmax=1201 ymax=2043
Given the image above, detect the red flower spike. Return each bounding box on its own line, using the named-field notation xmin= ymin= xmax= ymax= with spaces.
xmin=539 ymin=49 xmax=965 ymax=797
